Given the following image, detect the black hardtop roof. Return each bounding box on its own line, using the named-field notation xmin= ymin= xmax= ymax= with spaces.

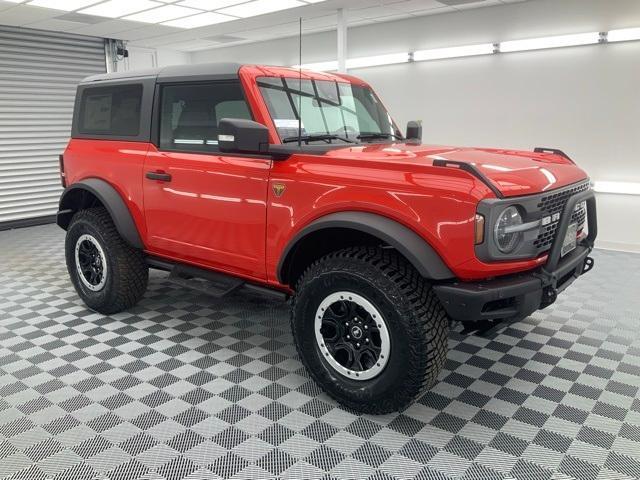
xmin=80 ymin=62 xmax=243 ymax=84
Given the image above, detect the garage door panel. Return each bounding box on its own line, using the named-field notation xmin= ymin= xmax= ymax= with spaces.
xmin=0 ymin=184 xmax=61 ymax=197
xmin=0 ymin=179 xmax=61 ymax=192
xmin=0 ymin=34 xmax=105 ymax=55
xmin=0 ymin=73 xmax=95 ymax=84
xmin=0 ymin=204 xmax=59 ymax=221
xmin=0 ymin=50 xmax=105 ymax=63
xmin=0 ymin=25 xmax=105 ymax=226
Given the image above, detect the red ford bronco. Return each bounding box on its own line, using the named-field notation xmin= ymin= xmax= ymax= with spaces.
xmin=57 ymin=63 xmax=596 ymax=413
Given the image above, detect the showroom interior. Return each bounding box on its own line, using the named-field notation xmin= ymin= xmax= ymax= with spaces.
xmin=0 ymin=0 xmax=639 ymax=479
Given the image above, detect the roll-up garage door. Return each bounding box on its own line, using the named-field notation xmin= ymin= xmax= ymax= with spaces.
xmin=0 ymin=25 xmax=106 ymax=228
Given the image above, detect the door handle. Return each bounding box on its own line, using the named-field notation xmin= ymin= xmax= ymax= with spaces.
xmin=146 ymin=171 xmax=172 ymax=182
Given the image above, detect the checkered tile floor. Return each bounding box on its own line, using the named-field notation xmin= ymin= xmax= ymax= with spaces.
xmin=0 ymin=224 xmax=639 ymax=480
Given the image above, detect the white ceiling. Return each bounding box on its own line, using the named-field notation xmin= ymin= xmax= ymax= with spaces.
xmin=0 ymin=0 xmax=531 ymax=52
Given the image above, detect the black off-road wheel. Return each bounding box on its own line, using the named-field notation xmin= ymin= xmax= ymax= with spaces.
xmin=291 ymin=246 xmax=449 ymax=414
xmin=65 ymin=207 xmax=148 ymax=315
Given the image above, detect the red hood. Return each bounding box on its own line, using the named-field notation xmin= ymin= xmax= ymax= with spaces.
xmin=324 ymin=143 xmax=589 ymax=197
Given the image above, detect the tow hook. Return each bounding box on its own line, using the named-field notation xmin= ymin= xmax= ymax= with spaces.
xmin=540 ymin=286 xmax=558 ymax=309
xmin=583 ymin=256 xmax=595 ymax=274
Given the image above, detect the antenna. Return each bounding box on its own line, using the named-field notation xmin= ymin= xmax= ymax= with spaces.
xmin=298 ymin=17 xmax=302 ymax=147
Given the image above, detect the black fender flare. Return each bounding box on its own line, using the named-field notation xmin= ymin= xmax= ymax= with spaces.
xmin=277 ymin=211 xmax=454 ymax=283
xmin=57 ymin=178 xmax=144 ymax=249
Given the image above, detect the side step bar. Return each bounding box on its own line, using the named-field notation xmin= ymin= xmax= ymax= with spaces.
xmin=169 ymin=264 xmax=243 ymax=298
xmin=146 ymin=256 xmax=288 ymax=301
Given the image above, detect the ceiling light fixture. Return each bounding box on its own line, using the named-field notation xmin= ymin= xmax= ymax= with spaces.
xmin=346 ymin=52 xmax=409 ymax=69
xmin=218 ymin=0 xmax=305 ymax=19
xmin=292 ymin=60 xmax=338 ymax=71
xmin=499 ymin=32 xmax=600 ymax=53
xmin=162 ymin=11 xmax=236 ymax=28
xmin=79 ymin=0 xmax=161 ymax=18
xmin=294 ymin=53 xmax=409 ymax=71
xmin=178 ymin=0 xmax=248 ymax=9
xmin=124 ymin=4 xmax=201 ymax=23
xmin=606 ymin=27 xmax=640 ymax=43
xmin=413 ymin=43 xmax=495 ymax=62
xmin=28 ymin=0 xmax=103 ymax=10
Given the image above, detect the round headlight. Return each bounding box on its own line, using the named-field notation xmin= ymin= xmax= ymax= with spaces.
xmin=494 ymin=206 xmax=523 ymax=253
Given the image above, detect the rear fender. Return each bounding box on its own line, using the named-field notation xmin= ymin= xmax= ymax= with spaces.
xmin=57 ymin=178 xmax=143 ymax=249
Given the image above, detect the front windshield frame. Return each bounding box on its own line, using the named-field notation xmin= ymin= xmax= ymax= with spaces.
xmin=256 ymin=76 xmax=403 ymax=144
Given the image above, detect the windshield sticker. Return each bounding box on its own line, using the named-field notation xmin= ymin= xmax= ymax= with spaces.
xmin=274 ymin=119 xmax=303 ymax=129
xmin=274 ymin=119 xmax=305 ymax=140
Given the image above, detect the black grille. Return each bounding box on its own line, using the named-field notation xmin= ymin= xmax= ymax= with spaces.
xmin=533 ymin=181 xmax=590 ymax=251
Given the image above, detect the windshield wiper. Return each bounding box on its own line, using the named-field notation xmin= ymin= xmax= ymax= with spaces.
xmin=282 ymin=134 xmax=356 ymax=144
xmin=357 ymin=132 xmax=403 ymax=141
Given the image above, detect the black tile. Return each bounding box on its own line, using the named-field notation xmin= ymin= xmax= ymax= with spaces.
xmin=553 ymin=404 xmax=589 ymax=424
xmin=514 ymin=407 xmax=548 ymax=427
xmin=489 ymin=432 xmax=528 ymax=457
xmin=430 ymin=412 xmax=466 ymax=434
xmin=533 ymin=429 xmax=572 ymax=453
xmin=577 ymin=425 xmax=616 ymax=449
xmin=559 ymin=455 xmax=600 ymax=480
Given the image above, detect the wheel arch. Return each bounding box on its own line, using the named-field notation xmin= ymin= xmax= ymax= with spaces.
xmin=278 ymin=211 xmax=454 ymax=287
xmin=57 ymin=178 xmax=143 ymax=250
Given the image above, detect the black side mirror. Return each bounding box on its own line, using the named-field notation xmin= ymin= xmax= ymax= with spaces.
xmin=218 ymin=118 xmax=269 ymax=154
xmin=405 ymin=120 xmax=422 ymax=144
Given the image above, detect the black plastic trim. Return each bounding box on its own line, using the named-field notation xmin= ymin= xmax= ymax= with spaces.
xmin=145 ymin=172 xmax=172 ymax=182
xmin=57 ymin=179 xmax=143 ymax=249
xmin=434 ymin=246 xmax=593 ymax=323
xmin=431 ymin=158 xmax=503 ymax=198
xmin=269 ymin=143 xmax=354 ymax=155
xmin=534 ymin=147 xmax=573 ymax=163
xmin=277 ymin=211 xmax=454 ymax=284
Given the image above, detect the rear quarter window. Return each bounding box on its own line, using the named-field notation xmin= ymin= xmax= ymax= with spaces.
xmin=78 ymin=84 xmax=142 ymax=136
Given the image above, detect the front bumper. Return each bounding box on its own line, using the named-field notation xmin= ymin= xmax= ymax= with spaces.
xmin=434 ymin=188 xmax=597 ymax=323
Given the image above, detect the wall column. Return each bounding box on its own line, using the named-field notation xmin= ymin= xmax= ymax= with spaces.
xmin=337 ymin=8 xmax=347 ymax=73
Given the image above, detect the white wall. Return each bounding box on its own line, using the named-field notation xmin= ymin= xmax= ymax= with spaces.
xmin=156 ymin=48 xmax=191 ymax=67
xmin=123 ymin=46 xmax=192 ymax=71
xmin=194 ymin=0 xmax=640 ymax=251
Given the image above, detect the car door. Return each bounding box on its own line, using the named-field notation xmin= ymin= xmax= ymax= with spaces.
xmin=143 ymin=80 xmax=271 ymax=280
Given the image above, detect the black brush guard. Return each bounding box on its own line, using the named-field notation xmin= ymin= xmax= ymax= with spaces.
xmin=434 ymin=189 xmax=597 ymax=323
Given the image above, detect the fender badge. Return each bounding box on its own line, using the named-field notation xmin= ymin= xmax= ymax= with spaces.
xmin=272 ymin=183 xmax=286 ymax=197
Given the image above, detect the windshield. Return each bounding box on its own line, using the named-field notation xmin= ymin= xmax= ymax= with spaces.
xmin=257 ymin=76 xmax=402 ymax=143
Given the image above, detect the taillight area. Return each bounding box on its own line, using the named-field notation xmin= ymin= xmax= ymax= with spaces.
xmin=59 ymin=154 xmax=66 ymax=188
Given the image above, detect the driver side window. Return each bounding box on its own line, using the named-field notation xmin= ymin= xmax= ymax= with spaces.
xmin=159 ymin=81 xmax=252 ymax=153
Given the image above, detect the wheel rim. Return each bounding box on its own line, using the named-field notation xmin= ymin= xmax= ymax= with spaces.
xmin=74 ymin=234 xmax=107 ymax=291
xmin=315 ymin=291 xmax=390 ymax=381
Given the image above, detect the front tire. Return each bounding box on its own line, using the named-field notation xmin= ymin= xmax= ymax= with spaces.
xmin=65 ymin=207 xmax=148 ymax=314
xmin=291 ymin=247 xmax=449 ymax=414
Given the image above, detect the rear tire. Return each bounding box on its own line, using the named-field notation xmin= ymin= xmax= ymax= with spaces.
xmin=65 ymin=207 xmax=148 ymax=314
xmin=291 ymin=246 xmax=449 ymax=414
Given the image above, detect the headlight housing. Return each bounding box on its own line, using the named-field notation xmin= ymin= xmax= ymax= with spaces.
xmin=494 ymin=206 xmax=523 ymax=253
